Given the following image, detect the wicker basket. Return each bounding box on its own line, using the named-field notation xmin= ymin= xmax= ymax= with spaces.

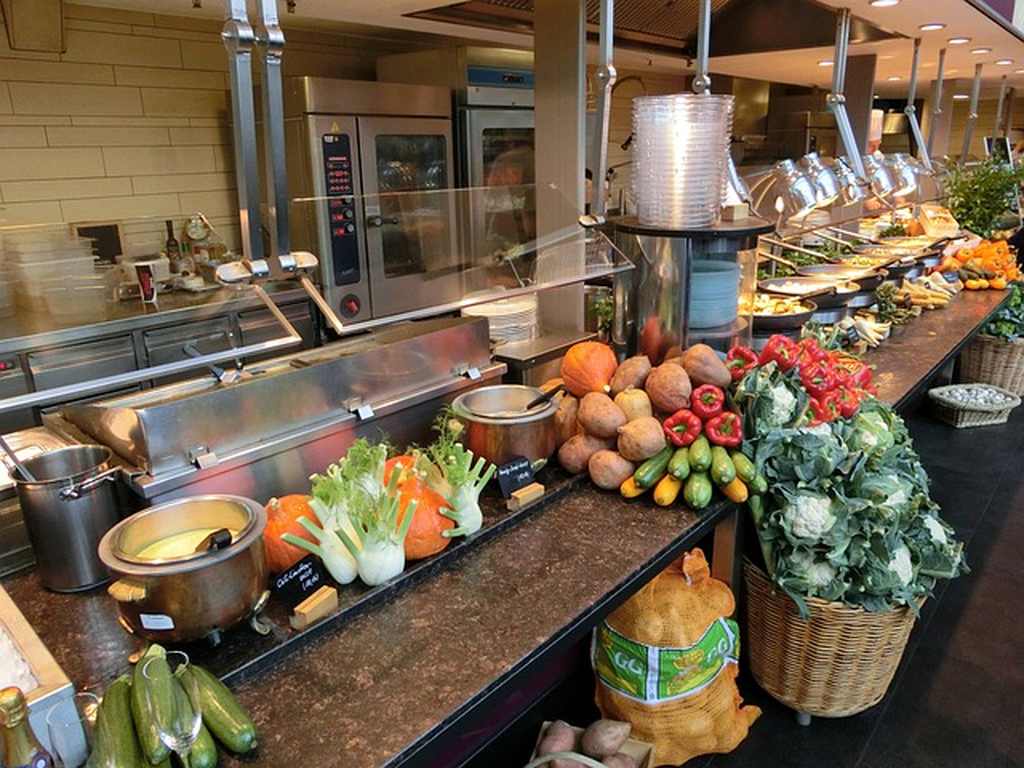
xmin=744 ymin=562 xmax=917 ymax=719
xmin=928 ymin=383 xmax=1021 ymax=428
xmin=959 ymin=334 xmax=1024 ymax=395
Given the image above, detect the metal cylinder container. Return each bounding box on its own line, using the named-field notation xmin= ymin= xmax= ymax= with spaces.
xmin=13 ymin=445 xmax=120 ymax=592
xmin=451 ymin=385 xmax=557 ymax=467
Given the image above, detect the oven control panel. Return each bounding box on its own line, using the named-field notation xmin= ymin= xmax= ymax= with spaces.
xmin=321 ymin=134 xmax=359 ymax=287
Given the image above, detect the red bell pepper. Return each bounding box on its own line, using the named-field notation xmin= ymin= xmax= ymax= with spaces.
xmin=798 ymin=337 xmax=827 ymax=367
xmin=704 ymin=411 xmax=743 ymax=447
xmin=758 ymin=335 xmax=798 ymax=371
xmin=800 ymin=361 xmax=838 ymax=399
xmin=726 ymin=346 xmax=758 ymax=381
xmin=807 ymin=396 xmax=836 ymax=426
xmin=663 ymin=409 xmax=702 ymax=447
xmin=850 ymin=363 xmax=874 ymax=390
xmin=833 ymin=387 xmax=861 ymax=419
xmin=691 ymin=384 xmax=725 ymax=420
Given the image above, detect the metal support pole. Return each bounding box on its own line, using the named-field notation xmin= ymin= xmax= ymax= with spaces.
xmin=995 ymin=75 xmax=1009 ymax=140
xmin=255 ymin=0 xmax=293 ymax=274
xmin=222 ymin=0 xmax=263 ymax=263
xmin=904 ymin=38 xmax=933 ymax=171
xmin=961 ymin=62 xmax=984 ymax=163
xmin=927 ymin=48 xmax=947 ymax=159
xmin=691 ymin=0 xmax=712 ymax=95
xmin=589 ymin=0 xmax=616 ymax=219
xmin=826 ymin=8 xmax=866 ymax=179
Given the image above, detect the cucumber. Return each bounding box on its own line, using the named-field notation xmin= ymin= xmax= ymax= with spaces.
xmin=684 ymin=472 xmax=713 ymax=510
xmin=688 ymin=436 xmax=712 ymax=473
xmin=749 ymin=473 xmax=768 ymax=495
xmin=709 ymin=446 xmax=736 ymax=486
xmin=91 ymin=674 xmax=144 ymax=768
xmin=633 ymin=446 xmax=673 ymax=489
xmin=730 ymin=451 xmax=757 ymax=485
xmin=172 ymin=674 xmax=218 ymax=768
xmin=185 ymin=665 xmax=258 ymax=755
xmin=668 ymin=448 xmax=691 ymax=480
xmin=132 ymin=645 xmax=173 ymax=765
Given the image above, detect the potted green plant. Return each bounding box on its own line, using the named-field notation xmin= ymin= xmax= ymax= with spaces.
xmin=945 ymin=159 xmax=1024 ymax=239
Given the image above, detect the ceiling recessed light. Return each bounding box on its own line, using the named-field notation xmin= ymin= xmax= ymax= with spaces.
xmin=887 ymin=76 xmax=902 ymax=81
xmin=919 ymin=23 xmax=946 ymax=31
xmin=996 ymin=59 xmax=1014 ymax=65
xmin=971 ymin=47 xmax=992 ymax=54
xmin=948 ymin=37 xmax=971 ymax=45
xmin=870 ymin=0 xmax=900 ymax=6
xmin=818 ymin=60 xmax=833 ymax=67
xmin=1016 ymin=69 xmax=1024 ymax=74
xmin=952 ymin=94 xmax=970 ymax=100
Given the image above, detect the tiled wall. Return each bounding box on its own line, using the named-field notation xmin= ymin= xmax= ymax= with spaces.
xmin=0 ymin=3 xmax=432 ymax=251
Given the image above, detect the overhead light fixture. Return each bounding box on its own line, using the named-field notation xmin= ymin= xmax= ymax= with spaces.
xmin=887 ymin=76 xmax=901 ymax=81
xmin=800 ymin=152 xmax=841 ymax=207
xmin=971 ymin=47 xmax=992 ymax=54
xmin=818 ymin=60 xmax=833 ymax=67
xmin=919 ymin=23 xmax=946 ymax=31
xmin=948 ymin=36 xmax=971 ymax=45
xmin=952 ymin=93 xmax=970 ymax=100
xmin=996 ymin=59 xmax=1014 ymax=65
xmin=1016 ymin=69 xmax=1024 ymax=74
xmin=884 ymin=153 xmax=918 ymax=197
xmin=870 ymin=0 xmax=900 ymax=6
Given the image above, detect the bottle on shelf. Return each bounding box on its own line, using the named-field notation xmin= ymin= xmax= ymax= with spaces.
xmin=0 ymin=686 xmax=54 ymax=768
xmin=165 ymin=219 xmax=182 ymax=274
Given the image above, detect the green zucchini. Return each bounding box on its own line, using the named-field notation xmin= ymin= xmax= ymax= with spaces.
xmin=730 ymin=451 xmax=756 ymax=485
xmin=688 ymin=436 xmax=712 ymax=473
xmin=132 ymin=645 xmax=173 ymax=765
xmin=633 ymin=446 xmax=673 ymax=489
xmin=668 ymin=447 xmax=691 ymax=480
xmin=709 ymin=446 xmax=736 ymax=486
xmin=749 ymin=473 xmax=768 ymax=495
xmin=171 ymin=674 xmax=218 ymax=768
xmin=185 ymin=665 xmax=258 ymax=755
xmin=90 ymin=674 xmax=143 ymax=768
xmin=684 ymin=472 xmax=713 ymax=510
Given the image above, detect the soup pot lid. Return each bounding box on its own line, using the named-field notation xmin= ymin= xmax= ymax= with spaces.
xmin=99 ymin=494 xmax=266 ymax=576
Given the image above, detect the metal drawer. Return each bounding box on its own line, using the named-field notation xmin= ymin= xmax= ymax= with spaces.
xmin=238 ymin=301 xmax=315 ymax=361
xmin=0 ymin=363 xmax=33 ymax=434
xmin=28 ymin=337 xmax=137 ymax=392
xmin=143 ymin=317 xmax=237 ymax=385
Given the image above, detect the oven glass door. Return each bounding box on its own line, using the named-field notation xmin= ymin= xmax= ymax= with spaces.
xmin=357 ymin=116 xmax=460 ymax=318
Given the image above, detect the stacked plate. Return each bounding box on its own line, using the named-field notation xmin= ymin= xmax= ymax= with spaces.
xmin=632 ymin=93 xmax=735 ymax=229
xmin=462 ymin=294 xmax=539 ymax=345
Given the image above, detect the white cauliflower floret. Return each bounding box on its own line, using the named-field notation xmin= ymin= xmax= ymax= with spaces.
xmin=767 ymin=383 xmax=797 ymax=426
xmin=789 ymin=549 xmax=837 ymax=587
xmin=783 ymin=494 xmax=836 ymax=540
xmin=922 ymin=516 xmax=948 ymax=545
xmin=888 ymin=545 xmax=913 ymax=585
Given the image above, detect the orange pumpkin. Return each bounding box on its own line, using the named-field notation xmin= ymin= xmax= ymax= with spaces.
xmin=395 ymin=475 xmax=454 ymax=560
xmin=264 ymin=494 xmax=318 ymax=574
xmin=560 ymin=341 xmax=618 ymax=397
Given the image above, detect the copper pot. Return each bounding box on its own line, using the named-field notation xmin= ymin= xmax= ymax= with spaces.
xmin=451 ymin=385 xmax=557 ymax=467
xmin=98 ymin=495 xmax=267 ymax=644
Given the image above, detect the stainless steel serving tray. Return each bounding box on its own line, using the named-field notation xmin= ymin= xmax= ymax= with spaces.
xmin=752 ymin=300 xmax=818 ymax=332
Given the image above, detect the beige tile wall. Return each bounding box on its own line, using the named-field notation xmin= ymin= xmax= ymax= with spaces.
xmin=0 ymin=2 xmax=432 ymax=251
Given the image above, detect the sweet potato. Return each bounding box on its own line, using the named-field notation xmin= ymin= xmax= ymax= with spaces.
xmin=645 ymin=363 xmax=692 ymax=413
xmin=682 ymin=344 xmax=731 ymax=388
xmin=537 ymin=720 xmax=579 ymax=768
xmin=610 ymin=355 xmax=652 ymax=395
xmin=614 ymin=388 xmax=652 ymax=422
xmin=578 ymin=392 xmax=627 ymax=439
xmin=558 ymin=433 xmax=613 ymax=474
xmin=588 ymin=450 xmax=635 ymax=490
xmin=581 ymin=720 xmax=631 ymax=759
xmin=554 ymin=394 xmax=579 ymax=447
xmin=616 ymin=416 xmax=666 ymax=461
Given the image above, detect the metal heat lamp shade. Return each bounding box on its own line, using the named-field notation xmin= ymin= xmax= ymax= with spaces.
xmin=801 ymin=152 xmax=842 ymax=207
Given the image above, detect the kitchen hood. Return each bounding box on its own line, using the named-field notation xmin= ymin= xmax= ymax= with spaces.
xmin=412 ymin=0 xmax=899 ymax=58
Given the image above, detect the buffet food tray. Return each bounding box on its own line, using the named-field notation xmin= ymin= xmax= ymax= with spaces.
xmin=0 ymin=583 xmax=74 ymax=751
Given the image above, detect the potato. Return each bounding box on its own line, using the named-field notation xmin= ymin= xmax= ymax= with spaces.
xmin=603 ymin=754 xmax=637 ymax=768
xmin=614 ymin=388 xmax=652 ymax=422
xmin=581 ymin=719 xmax=631 ymax=759
xmin=610 ymin=355 xmax=652 ymax=395
xmin=558 ymin=433 xmax=613 ymax=474
xmin=588 ymin=450 xmax=635 ymax=490
xmin=645 ymin=363 xmax=692 ymax=413
xmin=554 ymin=394 xmax=579 ymax=447
xmin=682 ymin=344 xmax=731 ymax=388
xmin=578 ymin=392 xmax=627 ymax=438
xmin=537 ymin=720 xmax=579 ymax=768
xmin=616 ymin=416 xmax=666 ymax=462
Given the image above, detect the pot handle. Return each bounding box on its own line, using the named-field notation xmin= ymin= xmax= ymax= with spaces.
xmin=60 ymin=467 xmax=119 ymax=500
xmin=108 ymin=579 xmax=147 ymax=603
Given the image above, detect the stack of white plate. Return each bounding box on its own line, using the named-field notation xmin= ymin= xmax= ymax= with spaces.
xmin=462 ymin=295 xmax=539 ymax=345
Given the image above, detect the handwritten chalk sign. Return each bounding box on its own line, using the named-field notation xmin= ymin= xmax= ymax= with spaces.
xmin=273 ymin=555 xmax=327 ymax=609
xmin=497 ymin=456 xmax=534 ymax=499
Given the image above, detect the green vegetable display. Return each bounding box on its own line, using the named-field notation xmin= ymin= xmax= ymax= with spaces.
xmin=982 ymin=282 xmax=1024 ymax=341
xmin=946 ymin=158 xmax=1024 ymax=239
xmin=735 ymin=364 xmax=967 ymax=616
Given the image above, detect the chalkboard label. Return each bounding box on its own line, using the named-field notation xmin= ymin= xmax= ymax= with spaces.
xmin=497 ymin=456 xmax=534 ymax=498
xmin=273 ymin=555 xmax=327 ymax=608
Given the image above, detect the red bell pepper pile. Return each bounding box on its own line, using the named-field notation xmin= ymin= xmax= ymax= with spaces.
xmin=663 ymin=383 xmax=744 ymax=447
xmin=728 ymin=335 xmax=877 ymax=427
